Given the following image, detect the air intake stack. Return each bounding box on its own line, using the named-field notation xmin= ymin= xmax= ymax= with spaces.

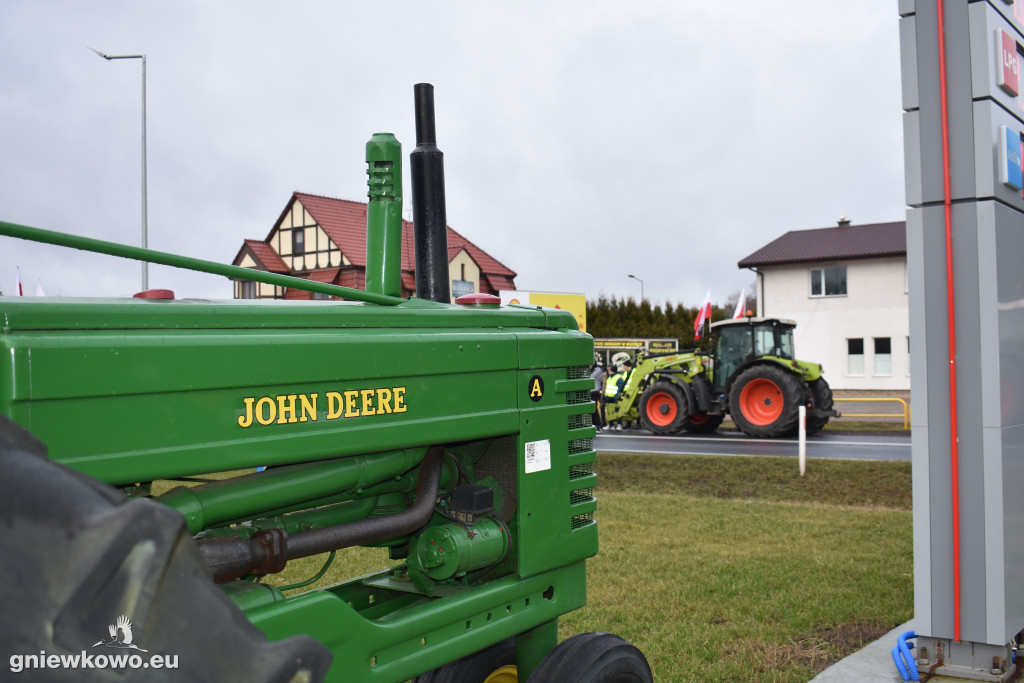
xmin=365 ymin=132 xmax=403 ymax=297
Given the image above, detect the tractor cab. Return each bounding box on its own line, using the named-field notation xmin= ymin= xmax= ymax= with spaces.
xmin=708 ymin=317 xmax=796 ymax=393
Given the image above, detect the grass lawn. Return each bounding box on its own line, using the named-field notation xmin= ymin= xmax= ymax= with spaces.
xmin=560 ymin=453 xmax=913 ymax=682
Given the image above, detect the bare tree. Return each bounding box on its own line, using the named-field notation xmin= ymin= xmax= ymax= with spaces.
xmin=724 ymin=279 xmax=757 ymax=316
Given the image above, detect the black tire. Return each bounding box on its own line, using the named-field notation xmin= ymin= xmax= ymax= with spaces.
xmin=805 ymin=377 xmax=834 ymax=435
xmin=0 ymin=416 xmax=332 ymax=683
xmin=527 ymin=632 xmax=652 ymax=683
xmin=728 ymin=364 xmax=803 ymax=438
xmin=638 ymin=382 xmax=689 ymax=435
xmin=683 ymin=413 xmax=725 ymax=434
xmin=413 ymin=638 xmax=517 ymax=682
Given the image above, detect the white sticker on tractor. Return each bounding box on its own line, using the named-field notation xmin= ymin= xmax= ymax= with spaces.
xmin=524 ymin=439 xmax=551 ymax=474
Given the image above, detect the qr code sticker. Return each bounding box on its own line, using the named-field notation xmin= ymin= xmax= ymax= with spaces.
xmin=524 ymin=439 xmax=551 ymax=474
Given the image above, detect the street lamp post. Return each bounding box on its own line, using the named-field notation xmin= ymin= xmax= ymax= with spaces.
xmin=628 ymin=273 xmax=644 ymax=301
xmin=90 ymin=48 xmax=148 ymax=291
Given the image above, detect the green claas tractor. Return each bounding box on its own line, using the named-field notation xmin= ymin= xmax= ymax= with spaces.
xmin=0 ymin=85 xmax=652 ymax=682
xmin=605 ymin=317 xmax=837 ymax=438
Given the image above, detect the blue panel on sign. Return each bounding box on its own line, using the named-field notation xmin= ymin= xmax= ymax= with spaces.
xmin=999 ymin=124 xmax=1023 ymax=189
xmin=451 ymin=279 xmax=475 ymax=298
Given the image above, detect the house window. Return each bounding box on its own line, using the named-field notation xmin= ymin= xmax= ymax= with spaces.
xmin=810 ymin=266 xmax=847 ymax=297
xmin=293 ymin=228 xmax=305 ymax=255
xmin=240 ymin=281 xmax=256 ymax=299
xmin=874 ymin=337 xmax=892 ymax=375
xmin=847 ymin=338 xmax=864 ymax=375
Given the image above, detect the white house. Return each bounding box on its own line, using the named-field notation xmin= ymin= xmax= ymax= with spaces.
xmin=737 ymin=219 xmax=909 ymax=391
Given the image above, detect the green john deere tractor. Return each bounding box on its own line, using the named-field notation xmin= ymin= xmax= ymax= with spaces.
xmin=0 ymin=85 xmax=652 ymax=683
xmin=605 ymin=317 xmax=837 ymax=438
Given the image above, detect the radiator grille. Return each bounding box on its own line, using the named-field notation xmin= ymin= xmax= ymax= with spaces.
xmin=571 ymin=512 xmax=595 ymax=530
xmin=570 ymin=487 xmax=594 ymax=505
xmin=566 ymin=366 xmax=593 ymax=405
xmin=563 ymin=367 xmax=599 ymax=534
xmin=568 ymin=438 xmax=593 ymax=456
xmin=568 ymin=413 xmax=592 ymax=430
xmin=566 ymin=390 xmax=590 ymax=405
xmin=566 ymin=366 xmax=589 ymax=381
xmin=569 ymin=461 xmax=593 ymax=479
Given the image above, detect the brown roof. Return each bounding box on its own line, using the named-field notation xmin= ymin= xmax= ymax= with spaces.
xmin=485 ymin=274 xmax=517 ymax=292
xmin=307 ymin=268 xmax=341 ymax=283
xmin=233 ymin=239 xmax=289 ymax=273
xmin=285 ymin=192 xmax=517 ymax=280
xmin=738 ymin=221 xmax=906 ymax=268
xmin=281 ymin=268 xmax=341 ymax=300
xmin=338 ymin=269 xmax=364 ymax=290
xmin=283 ymin=288 xmax=312 ymax=300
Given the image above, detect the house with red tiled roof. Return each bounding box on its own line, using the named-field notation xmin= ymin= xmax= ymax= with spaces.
xmin=738 ymin=218 xmax=909 ymax=391
xmin=232 ymin=192 xmax=516 ymax=302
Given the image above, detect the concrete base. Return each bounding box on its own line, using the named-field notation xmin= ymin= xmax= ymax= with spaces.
xmin=808 ymin=621 xmax=1010 ymax=683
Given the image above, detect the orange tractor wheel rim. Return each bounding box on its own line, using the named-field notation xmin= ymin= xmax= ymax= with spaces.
xmin=739 ymin=378 xmax=783 ymax=425
xmin=645 ymin=392 xmax=678 ymax=426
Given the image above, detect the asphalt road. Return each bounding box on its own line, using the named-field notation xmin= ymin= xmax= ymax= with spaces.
xmin=594 ymin=428 xmax=911 ymax=461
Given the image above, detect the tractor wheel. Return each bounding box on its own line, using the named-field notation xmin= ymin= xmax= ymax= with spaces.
xmin=638 ymin=382 xmax=689 ymax=435
xmin=413 ymin=638 xmax=518 ymax=682
xmin=0 ymin=416 xmax=331 ymax=683
xmin=527 ymin=632 xmax=652 ymax=682
xmin=728 ymin=364 xmax=803 ymax=438
xmin=805 ymin=377 xmax=834 ymax=435
xmin=683 ymin=413 xmax=725 ymax=434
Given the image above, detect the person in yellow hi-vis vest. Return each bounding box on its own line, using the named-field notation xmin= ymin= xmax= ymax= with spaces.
xmin=604 ymin=352 xmax=633 ymax=430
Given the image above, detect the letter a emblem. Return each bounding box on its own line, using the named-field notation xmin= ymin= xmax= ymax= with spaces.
xmin=528 ymin=375 xmax=544 ymax=402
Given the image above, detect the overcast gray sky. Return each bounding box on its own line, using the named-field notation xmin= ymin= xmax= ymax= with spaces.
xmin=0 ymin=1 xmax=905 ymax=309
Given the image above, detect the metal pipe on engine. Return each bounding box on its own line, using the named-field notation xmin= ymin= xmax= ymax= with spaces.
xmin=410 ymin=83 xmax=451 ymax=304
xmin=198 ymin=447 xmax=447 ymax=583
xmin=160 ymin=447 xmax=425 ymax=535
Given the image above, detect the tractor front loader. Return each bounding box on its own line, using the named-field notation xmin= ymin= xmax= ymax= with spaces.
xmin=605 ymin=317 xmax=838 ymax=438
xmin=0 ymin=85 xmax=652 ymax=683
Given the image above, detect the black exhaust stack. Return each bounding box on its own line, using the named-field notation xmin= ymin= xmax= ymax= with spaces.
xmin=410 ymin=83 xmax=451 ymax=303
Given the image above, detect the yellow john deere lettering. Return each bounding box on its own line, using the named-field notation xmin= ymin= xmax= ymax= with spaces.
xmin=237 ymin=387 xmax=407 ymax=428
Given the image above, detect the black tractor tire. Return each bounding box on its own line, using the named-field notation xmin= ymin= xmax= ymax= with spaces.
xmin=412 ymin=637 xmax=517 ymax=682
xmin=805 ymin=377 xmax=834 ymax=435
xmin=527 ymin=632 xmax=652 ymax=683
xmin=0 ymin=416 xmax=332 ymax=683
xmin=728 ymin=364 xmax=803 ymax=438
xmin=683 ymin=413 xmax=725 ymax=434
xmin=638 ymin=382 xmax=689 ymax=435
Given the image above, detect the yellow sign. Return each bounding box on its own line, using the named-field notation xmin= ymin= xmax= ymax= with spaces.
xmin=594 ymin=338 xmax=646 ymax=349
xmin=238 ymin=387 xmax=407 ymax=428
xmin=500 ymin=290 xmax=587 ymax=333
xmin=648 ymin=340 xmax=679 ymax=353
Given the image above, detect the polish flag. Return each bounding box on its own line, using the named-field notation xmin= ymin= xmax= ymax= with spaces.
xmin=16 ymin=266 xmax=23 ymax=296
xmin=732 ymin=287 xmax=746 ymax=319
xmin=693 ymin=289 xmax=712 ymax=340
